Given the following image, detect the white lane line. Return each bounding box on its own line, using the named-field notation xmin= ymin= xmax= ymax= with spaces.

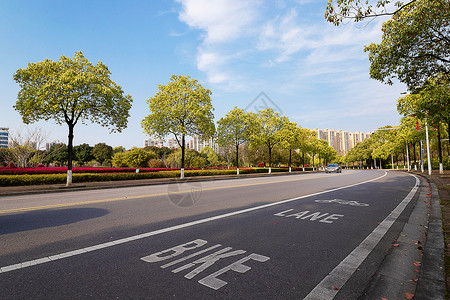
xmin=0 ymin=171 xmax=388 ymax=274
xmin=304 ymin=173 xmax=420 ymax=300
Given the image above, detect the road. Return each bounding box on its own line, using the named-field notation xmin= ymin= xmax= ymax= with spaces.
xmin=0 ymin=170 xmax=420 ymax=299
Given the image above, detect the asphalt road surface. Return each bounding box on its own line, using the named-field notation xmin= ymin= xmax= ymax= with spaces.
xmin=0 ymin=170 xmax=420 ymax=299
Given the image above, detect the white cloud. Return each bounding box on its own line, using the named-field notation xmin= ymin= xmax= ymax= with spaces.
xmin=176 ymin=0 xmax=260 ymax=44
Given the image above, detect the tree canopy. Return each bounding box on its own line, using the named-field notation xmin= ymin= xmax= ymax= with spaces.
xmin=13 ymin=51 xmax=133 ymax=185
xmin=141 ymin=75 xmax=215 ymax=177
xmin=250 ymin=108 xmax=288 ymax=172
xmin=325 ymin=0 xmax=417 ymax=25
xmin=364 ymin=0 xmax=450 ymax=89
xmin=216 ymin=107 xmax=255 ymax=172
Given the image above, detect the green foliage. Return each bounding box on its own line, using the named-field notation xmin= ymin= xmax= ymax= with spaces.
xmin=217 ymin=107 xmax=256 ymax=168
xmin=112 ymin=152 xmax=128 ymax=167
xmin=167 ymin=149 xmax=207 ymax=168
xmin=326 ymin=0 xmax=416 ymax=25
xmin=13 ymin=51 xmax=133 ymax=184
xmin=364 ymin=0 xmax=449 ymax=89
xmin=44 ymin=143 xmax=68 ymax=166
xmin=92 ymin=143 xmax=113 ymax=165
xmin=13 ymin=51 xmax=133 ymax=132
xmin=144 ymin=146 xmax=173 ymax=159
xmin=141 ymin=75 xmax=215 ymax=169
xmin=125 ymin=148 xmax=156 ymax=168
xmin=250 ymin=108 xmax=288 ymax=167
xmin=200 ymin=146 xmax=219 ymax=167
xmin=74 ymin=143 xmax=93 ymax=165
xmin=113 ymin=146 xmax=126 ymax=153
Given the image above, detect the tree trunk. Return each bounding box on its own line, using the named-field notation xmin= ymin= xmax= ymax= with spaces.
xmin=302 ymin=152 xmax=305 ymax=171
xmin=268 ymin=144 xmax=272 ymax=174
xmin=289 ymin=149 xmax=292 ymax=172
xmin=236 ymin=143 xmax=239 ymax=175
xmin=181 ymin=134 xmax=185 ymax=179
xmin=66 ymin=123 xmax=74 ymax=186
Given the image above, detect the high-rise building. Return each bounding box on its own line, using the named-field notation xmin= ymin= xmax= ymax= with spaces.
xmin=167 ymin=138 xmax=180 ymax=149
xmin=315 ymin=128 xmax=371 ymax=156
xmin=144 ymin=138 xmax=164 ymax=148
xmin=0 ymin=128 xmax=9 ymax=148
xmin=186 ymin=135 xmax=218 ymax=152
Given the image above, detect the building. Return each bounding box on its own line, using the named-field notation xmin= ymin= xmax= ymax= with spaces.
xmin=144 ymin=138 xmax=164 ymax=148
xmin=186 ymin=135 xmax=219 ymax=152
xmin=46 ymin=141 xmax=59 ymax=151
xmin=0 ymin=128 xmax=9 ymax=148
xmin=315 ymin=128 xmax=371 ymax=156
xmin=167 ymin=138 xmax=180 ymax=149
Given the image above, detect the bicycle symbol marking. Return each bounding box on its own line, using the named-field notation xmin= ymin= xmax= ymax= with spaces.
xmin=314 ymin=199 xmax=369 ymax=207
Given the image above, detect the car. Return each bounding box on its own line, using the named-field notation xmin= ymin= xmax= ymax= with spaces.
xmin=325 ymin=163 xmax=342 ymax=173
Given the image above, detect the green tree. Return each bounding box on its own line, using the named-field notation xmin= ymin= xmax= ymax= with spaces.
xmin=398 ymin=75 xmax=450 ymax=167
xmin=142 ymin=75 xmax=215 ymax=178
xmin=216 ymin=107 xmax=256 ymax=174
xmin=74 ymin=143 xmax=93 ymax=166
xmin=92 ymin=143 xmax=114 ymax=166
xmin=278 ymin=122 xmax=304 ymax=171
xmin=113 ymin=146 xmax=126 ymax=153
xmin=112 ymin=152 xmax=128 ymax=167
xmin=200 ymin=146 xmax=219 ymax=167
xmin=0 ymin=148 xmax=10 ymax=166
xmin=250 ymin=108 xmax=287 ymax=173
xmin=363 ymin=0 xmax=450 ymax=90
xmin=325 ymin=0 xmax=417 ymax=25
xmin=125 ymin=148 xmax=156 ymax=168
xmin=13 ymin=51 xmax=133 ymax=185
xmin=167 ymin=148 xmax=207 ymax=168
xmin=45 ymin=143 xmax=68 ymax=166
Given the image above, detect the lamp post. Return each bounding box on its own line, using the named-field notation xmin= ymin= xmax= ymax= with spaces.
xmin=425 ymin=119 xmax=432 ymax=175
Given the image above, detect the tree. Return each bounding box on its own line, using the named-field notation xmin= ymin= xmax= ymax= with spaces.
xmin=397 ymin=75 xmax=450 ymax=167
xmin=14 ymin=51 xmax=133 ymax=185
xmin=74 ymin=143 xmax=93 ymax=166
xmin=113 ymin=146 xmax=126 ymax=153
xmin=325 ymin=0 xmax=418 ymax=25
xmin=7 ymin=126 xmax=49 ymax=168
xmin=250 ymin=109 xmax=287 ymax=173
xmin=92 ymin=143 xmax=114 ymax=166
xmin=364 ymin=0 xmax=450 ymax=90
xmin=141 ymin=75 xmax=215 ymax=178
xmin=125 ymin=148 xmax=156 ymax=168
xmin=112 ymin=152 xmax=128 ymax=167
xmin=166 ymin=149 xmax=207 ymax=168
xmin=44 ymin=143 xmax=68 ymax=166
xmin=216 ymin=107 xmax=256 ymax=174
xmin=278 ymin=121 xmax=304 ymax=172
xmin=200 ymin=146 xmax=219 ymax=167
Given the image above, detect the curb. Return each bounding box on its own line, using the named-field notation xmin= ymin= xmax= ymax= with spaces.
xmin=360 ymin=173 xmax=445 ymax=299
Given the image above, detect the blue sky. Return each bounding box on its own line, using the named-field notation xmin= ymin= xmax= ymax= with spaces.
xmin=0 ymin=0 xmax=406 ymax=149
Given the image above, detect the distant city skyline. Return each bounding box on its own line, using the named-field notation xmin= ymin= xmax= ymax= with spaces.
xmin=315 ymin=128 xmax=371 ymax=156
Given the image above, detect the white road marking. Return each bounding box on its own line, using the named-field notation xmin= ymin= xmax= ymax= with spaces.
xmin=304 ymin=173 xmax=419 ymax=299
xmin=0 ymin=172 xmax=388 ymax=274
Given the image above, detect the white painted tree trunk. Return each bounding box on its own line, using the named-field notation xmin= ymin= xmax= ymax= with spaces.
xmin=66 ymin=170 xmax=72 ymax=186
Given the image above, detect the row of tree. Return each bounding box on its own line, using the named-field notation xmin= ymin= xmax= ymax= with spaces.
xmin=326 ymin=0 xmax=449 ymax=171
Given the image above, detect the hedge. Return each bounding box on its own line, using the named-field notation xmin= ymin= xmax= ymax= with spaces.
xmin=0 ymin=167 xmax=312 ymax=186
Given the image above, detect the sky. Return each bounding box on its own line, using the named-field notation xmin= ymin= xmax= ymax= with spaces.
xmin=0 ymin=0 xmax=407 ymax=149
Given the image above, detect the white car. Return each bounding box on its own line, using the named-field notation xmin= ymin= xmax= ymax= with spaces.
xmin=325 ymin=164 xmax=342 ymax=173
